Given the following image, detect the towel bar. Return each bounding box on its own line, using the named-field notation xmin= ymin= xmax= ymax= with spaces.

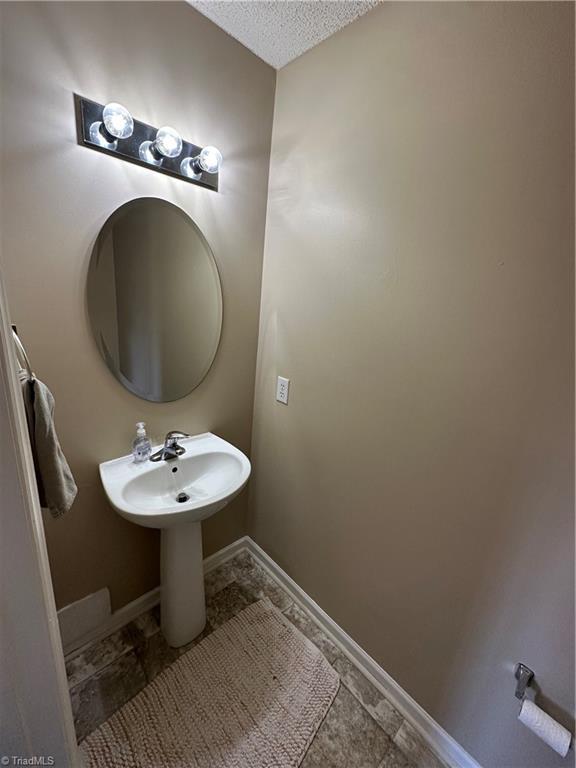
xmin=11 ymin=325 xmax=34 ymax=381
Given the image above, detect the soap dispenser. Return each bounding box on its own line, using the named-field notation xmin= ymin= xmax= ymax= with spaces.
xmin=132 ymin=422 xmax=151 ymax=463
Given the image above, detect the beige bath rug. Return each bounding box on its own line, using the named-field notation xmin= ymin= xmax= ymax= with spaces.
xmin=80 ymin=598 xmax=339 ymax=768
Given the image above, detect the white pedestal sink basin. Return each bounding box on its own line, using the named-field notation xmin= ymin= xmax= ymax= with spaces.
xmin=99 ymin=433 xmax=251 ymax=647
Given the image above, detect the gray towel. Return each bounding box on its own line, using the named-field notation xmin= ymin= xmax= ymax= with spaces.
xmin=19 ymin=370 xmax=77 ymax=517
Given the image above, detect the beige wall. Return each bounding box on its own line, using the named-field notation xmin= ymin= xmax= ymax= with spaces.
xmin=0 ymin=2 xmax=275 ymax=611
xmin=249 ymin=4 xmax=574 ymax=767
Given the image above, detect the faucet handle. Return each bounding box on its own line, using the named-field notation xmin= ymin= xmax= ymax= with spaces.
xmin=165 ymin=430 xmax=189 ymax=445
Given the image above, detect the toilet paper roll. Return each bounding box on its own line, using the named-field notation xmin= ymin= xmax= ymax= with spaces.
xmin=519 ymin=699 xmax=572 ymax=757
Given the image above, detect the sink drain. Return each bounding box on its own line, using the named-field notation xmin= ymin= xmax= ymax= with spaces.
xmin=176 ymin=492 xmax=190 ymax=503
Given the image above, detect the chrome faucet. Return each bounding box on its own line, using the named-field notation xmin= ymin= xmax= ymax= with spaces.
xmin=150 ymin=430 xmax=190 ymax=462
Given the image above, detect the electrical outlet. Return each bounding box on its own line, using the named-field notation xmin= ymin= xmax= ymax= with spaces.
xmin=276 ymin=376 xmax=290 ymax=405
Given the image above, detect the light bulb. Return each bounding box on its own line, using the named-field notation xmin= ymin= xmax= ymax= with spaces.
xmin=198 ymin=146 xmax=222 ymax=174
xmin=154 ymin=126 xmax=182 ymax=158
xmin=139 ymin=126 xmax=182 ymax=165
xmin=89 ymin=102 xmax=133 ymax=149
xmin=181 ymin=145 xmax=223 ymax=178
xmin=102 ymin=103 xmax=133 ymax=139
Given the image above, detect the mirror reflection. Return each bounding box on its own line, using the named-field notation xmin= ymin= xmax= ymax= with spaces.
xmin=87 ymin=198 xmax=222 ymax=402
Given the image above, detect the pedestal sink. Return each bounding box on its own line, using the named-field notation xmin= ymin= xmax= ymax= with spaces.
xmin=99 ymin=433 xmax=251 ymax=647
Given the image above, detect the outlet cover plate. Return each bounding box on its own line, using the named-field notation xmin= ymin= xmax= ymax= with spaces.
xmin=276 ymin=376 xmax=290 ymax=404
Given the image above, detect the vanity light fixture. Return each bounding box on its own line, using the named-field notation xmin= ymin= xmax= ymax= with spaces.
xmin=75 ymin=95 xmax=220 ymax=191
xmin=89 ymin=102 xmax=134 ymax=149
xmin=181 ymin=146 xmax=223 ymax=179
xmin=139 ymin=126 xmax=183 ymax=165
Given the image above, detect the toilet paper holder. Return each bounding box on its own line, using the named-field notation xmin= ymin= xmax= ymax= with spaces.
xmin=515 ymin=663 xmax=534 ymax=700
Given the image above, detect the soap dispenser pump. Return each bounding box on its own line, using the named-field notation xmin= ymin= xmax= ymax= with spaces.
xmin=132 ymin=422 xmax=151 ymax=463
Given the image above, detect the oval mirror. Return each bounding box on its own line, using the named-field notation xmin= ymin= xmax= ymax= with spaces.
xmin=87 ymin=198 xmax=222 ymax=402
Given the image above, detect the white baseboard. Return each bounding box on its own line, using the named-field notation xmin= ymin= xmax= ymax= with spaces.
xmin=60 ymin=534 xmax=480 ymax=768
xmin=203 ymin=535 xmax=251 ymax=573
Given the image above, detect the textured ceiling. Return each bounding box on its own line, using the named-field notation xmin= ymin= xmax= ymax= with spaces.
xmin=188 ymin=1 xmax=381 ymax=69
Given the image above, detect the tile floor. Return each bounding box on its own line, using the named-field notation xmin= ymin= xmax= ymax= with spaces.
xmin=66 ymin=550 xmax=447 ymax=768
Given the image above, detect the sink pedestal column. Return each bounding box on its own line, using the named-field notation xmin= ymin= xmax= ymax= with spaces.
xmin=161 ymin=521 xmax=206 ymax=647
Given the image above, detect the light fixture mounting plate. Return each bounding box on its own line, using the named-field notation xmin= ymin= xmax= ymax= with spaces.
xmin=74 ymin=95 xmax=218 ymax=191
